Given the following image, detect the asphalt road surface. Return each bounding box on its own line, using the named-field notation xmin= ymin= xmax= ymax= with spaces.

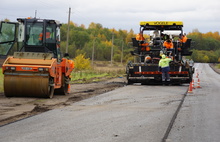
xmin=0 ymin=83 xmax=187 ymax=141
xmin=168 ymin=63 xmax=220 ymax=142
xmin=0 ymin=63 xmax=219 ymax=142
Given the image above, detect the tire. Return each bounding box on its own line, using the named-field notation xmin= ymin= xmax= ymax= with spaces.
xmin=55 ymin=74 xmax=69 ymax=95
xmin=47 ymin=77 xmax=55 ymax=99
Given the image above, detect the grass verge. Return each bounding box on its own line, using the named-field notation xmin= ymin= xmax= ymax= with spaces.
xmin=216 ymin=63 xmax=220 ymax=69
xmin=71 ymin=69 xmax=125 ymax=84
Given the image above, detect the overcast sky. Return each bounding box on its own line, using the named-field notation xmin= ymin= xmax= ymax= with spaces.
xmin=1 ymin=0 xmax=220 ymax=34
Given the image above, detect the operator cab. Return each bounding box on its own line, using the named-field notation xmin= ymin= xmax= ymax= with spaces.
xmin=17 ymin=18 xmax=62 ymax=61
xmin=0 ymin=18 xmax=62 ymax=63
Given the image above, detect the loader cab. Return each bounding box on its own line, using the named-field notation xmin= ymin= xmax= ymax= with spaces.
xmin=17 ymin=18 xmax=62 ymax=61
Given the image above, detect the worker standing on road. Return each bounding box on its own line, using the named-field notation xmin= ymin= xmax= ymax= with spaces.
xmin=189 ymin=59 xmax=194 ymax=67
xmin=159 ymin=54 xmax=172 ymax=85
xmin=188 ymin=59 xmax=194 ymax=75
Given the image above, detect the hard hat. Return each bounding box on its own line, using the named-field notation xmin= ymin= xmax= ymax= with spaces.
xmin=145 ymin=55 xmax=151 ymax=60
xmin=162 ymin=54 xmax=166 ymax=59
xmin=145 ymin=56 xmax=151 ymax=63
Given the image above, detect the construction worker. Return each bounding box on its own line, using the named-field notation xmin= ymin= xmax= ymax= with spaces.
xmin=38 ymin=30 xmax=51 ymax=42
xmin=163 ymin=39 xmax=174 ymax=56
xmin=179 ymin=33 xmax=188 ymax=43
xmin=136 ymin=33 xmax=150 ymax=51
xmin=38 ymin=32 xmax=43 ymax=41
xmin=189 ymin=59 xmax=194 ymax=67
xmin=64 ymin=53 xmax=74 ymax=68
xmin=159 ymin=54 xmax=172 ymax=85
xmin=189 ymin=59 xmax=194 ymax=74
xmin=178 ymin=33 xmax=188 ymax=51
xmin=136 ymin=33 xmax=145 ymax=41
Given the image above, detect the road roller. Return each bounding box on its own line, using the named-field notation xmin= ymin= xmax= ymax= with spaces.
xmin=0 ymin=18 xmax=74 ymax=98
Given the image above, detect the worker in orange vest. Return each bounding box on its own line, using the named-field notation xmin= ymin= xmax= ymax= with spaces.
xmin=178 ymin=33 xmax=188 ymax=51
xmin=39 ymin=30 xmax=51 ymax=41
xmin=136 ymin=33 xmax=150 ymax=51
xmin=136 ymin=33 xmax=145 ymax=41
xmin=179 ymin=33 xmax=188 ymax=43
xmin=163 ymin=39 xmax=173 ymax=57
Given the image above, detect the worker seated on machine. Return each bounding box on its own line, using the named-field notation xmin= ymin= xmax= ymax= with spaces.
xmin=136 ymin=33 xmax=145 ymax=42
xmin=178 ymin=33 xmax=188 ymax=47
xmin=39 ymin=29 xmax=53 ymax=43
xmin=163 ymin=39 xmax=174 ymax=58
xmin=136 ymin=33 xmax=150 ymax=51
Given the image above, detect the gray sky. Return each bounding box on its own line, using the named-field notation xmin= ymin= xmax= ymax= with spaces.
xmin=1 ymin=0 xmax=220 ymax=34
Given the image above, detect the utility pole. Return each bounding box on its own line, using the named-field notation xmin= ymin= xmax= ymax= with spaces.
xmin=92 ymin=37 xmax=96 ymax=66
xmin=121 ymin=40 xmax=124 ymax=64
xmin=111 ymin=31 xmax=114 ymax=65
xmin=35 ymin=10 xmax=37 ymax=18
xmin=66 ymin=7 xmax=71 ymax=54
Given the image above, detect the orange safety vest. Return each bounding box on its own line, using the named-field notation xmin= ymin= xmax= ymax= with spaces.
xmin=163 ymin=41 xmax=173 ymax=49
xmin=68 ymin=59 xmax=74 ymax=68
xmin=136 ymin=33 xmax=145 ymax=41
xmin=140 ymin=43 xmax=150 ymax=51
xmin=39 ymin=33 xmax=43 ymax=41
xmin=179 ymin=35 xmax=187 ymax=43
xmin=39 ymin=32 xmax=50 ymax=41
xmin=46 ymin=32 xmax=50 ymax=39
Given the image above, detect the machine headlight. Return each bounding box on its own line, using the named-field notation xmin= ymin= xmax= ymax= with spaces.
xmin=6 ymin=66 xmax=16 ymax=70
xmin=38 ymin=68 xmax=49 ymax=72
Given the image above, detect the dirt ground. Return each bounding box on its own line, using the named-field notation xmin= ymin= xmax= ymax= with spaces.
xmin=0 ymin=77 xmax=126 ymax=126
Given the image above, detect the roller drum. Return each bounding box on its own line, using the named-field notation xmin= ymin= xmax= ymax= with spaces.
xmin=4 ymin=73 xmax=54 ymax=98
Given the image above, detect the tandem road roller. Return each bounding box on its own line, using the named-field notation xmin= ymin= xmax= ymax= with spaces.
xmin=126 ymin=21 xmax=194 ymax=85
xmin=0 ymin=18 xmax=74 ymax=98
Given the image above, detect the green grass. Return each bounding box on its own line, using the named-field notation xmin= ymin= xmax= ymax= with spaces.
xmin=216 ymin=64 xmax=220 ymax=69
xmin=70 ymin=68 xmax=125 ymax=84
xmin=71 ymin=61 xmax=126 ymax=83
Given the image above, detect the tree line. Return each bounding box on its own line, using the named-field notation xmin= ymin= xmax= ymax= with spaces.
xmin=1 ymin=19 xmax=220 ymax=63
xmin=60 ymin=22 xmax=135 ymax=63
xmin=187 ymin=29 xmax=220 ymax=63
xmin=61 ymin=22 xmax=220 ymax=63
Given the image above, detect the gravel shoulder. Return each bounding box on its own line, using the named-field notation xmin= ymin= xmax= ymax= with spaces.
xmin=209 ymin=63 xmax=220 ymax=74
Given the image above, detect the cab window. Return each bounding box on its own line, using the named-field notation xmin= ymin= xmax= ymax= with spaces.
xmin=0 ymin=22 xmax=16 ymax=55
xmin=26 ymin=22 xmax=43 ymax=46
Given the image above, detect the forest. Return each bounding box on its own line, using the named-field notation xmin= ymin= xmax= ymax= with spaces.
xmin=1 ymin=19 xmax=220 ymax=63
xmin=60 ymin=22 xmax=220 ymax=63
xmin=187 ymin=29 xmax=220 ymax=62
xmin=60 ymin=22 xmax=135 ymax=63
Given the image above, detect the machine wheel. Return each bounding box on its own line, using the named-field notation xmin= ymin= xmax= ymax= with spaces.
xmin=127 ymin=79 xmax=133 ymax=85
xmin=47 ymin=77 xmax=55 ymax=98
xmin=126 ymin=62 xmax=133 ymax=85
xmin=4 ymin=74 xmax=54 ymax=98
xmin=55 ymin=74 xmax=69 ymax=95
xmin=127 ymin=73 xmax=133 ymax=85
